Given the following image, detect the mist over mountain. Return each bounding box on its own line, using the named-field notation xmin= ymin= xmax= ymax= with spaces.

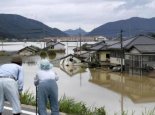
xmin=87 ymin=17 xmax=155 ymax=38
xmin=0 ymin=14 xmax=68 ymax=39
xmin=64 ymin=28 xmax=87 ymax=36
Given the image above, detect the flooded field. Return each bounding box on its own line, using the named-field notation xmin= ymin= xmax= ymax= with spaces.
xmin=20 ymin=61 xmax=155 ymax=115
xmin=0 ymin=42 xmax=155 ymax=115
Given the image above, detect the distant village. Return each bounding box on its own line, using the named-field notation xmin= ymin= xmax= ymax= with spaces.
xmin=1 ymin=36 xmax=99 ymax=42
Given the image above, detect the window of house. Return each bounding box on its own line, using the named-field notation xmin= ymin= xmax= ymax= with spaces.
xmin=106 ymin=54 xmax=110 ymax=58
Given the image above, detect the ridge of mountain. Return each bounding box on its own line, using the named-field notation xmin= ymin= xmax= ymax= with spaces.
xmin=0 ymin=14 xmax=68 ymax=39
xmin=87 ymin=17 xmax=155 ymax=37
xmin=64 ymin=28 xmax=87 ymax=36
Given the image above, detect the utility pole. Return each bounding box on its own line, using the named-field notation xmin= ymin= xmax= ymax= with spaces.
xmin=120 ymin=29 xmax=124 ymax=114
xmin=120 ymin=29 xmax=123 ymax=73
xmin=79 ymin=33 xmax=82 ymax=55
xmin=0 ymin=37 xmax=4 ymax=51
xmin=67 ymin=41 xmax=68 ymax=55
xmin=42 ymin=25 xmax=46 ymax=48
xmin=79 ymin=28 xmax=82 ymax=86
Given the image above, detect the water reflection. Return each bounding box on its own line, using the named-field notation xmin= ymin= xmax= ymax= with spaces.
xmin=59 ymin=63 xmax=86 ymax=77
xmin=22 ymin=55 xmax=40 ymax=65
xmin=89 ymin=68 xmax=155 ymax=103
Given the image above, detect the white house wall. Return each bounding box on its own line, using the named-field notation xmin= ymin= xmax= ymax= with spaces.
xmin=99 ymin=52 xmax=110 ymax=61
xmin=130 ymin=48 xmax=140 ymax=54
xmin=54 ymin=44 xmax=65 ymax=50
xmin=19 ymin=50 xmax=33 ymax=56
xmin=110 ymin=57 xmax=125 ymax=65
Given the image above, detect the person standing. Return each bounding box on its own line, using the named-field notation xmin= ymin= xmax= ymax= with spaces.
xmin=34 ymin=59 xmax=59 ymax=115
xmin=0 ymin=55 xmax=24 ymax=115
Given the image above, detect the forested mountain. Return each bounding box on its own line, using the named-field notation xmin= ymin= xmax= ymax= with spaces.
xmin=64 ymin=28 xmax=87 ymax=36
xmin=87 ymin=17 xmax=155 ymax=38
xmin=0 ymin=14 xmax=68 ymax=39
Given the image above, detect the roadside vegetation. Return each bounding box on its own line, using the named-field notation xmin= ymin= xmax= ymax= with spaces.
xmin=20 ymin=90 xmax=155 ymax=115
xmin=20 ymin=90 xmax=106 ymax=115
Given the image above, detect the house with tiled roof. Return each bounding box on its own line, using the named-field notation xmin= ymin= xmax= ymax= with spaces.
xmin=17 ymin=45 xmax=40 ymax=56
xmin=84 ymin=40 xmax=118 ymax=66
xmin=108 ymin=35 xmax=155 ymax=74
xmin=125 ymin=44 xmax=155 ymax=75
xmin=43 ymin=41 xmax=65 ymax=52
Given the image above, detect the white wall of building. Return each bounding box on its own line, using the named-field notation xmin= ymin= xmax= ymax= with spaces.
xmin=54 ymin=44 xmax=65 ymax=50
xmin=110 ymin=57 xmax=125 ymax=65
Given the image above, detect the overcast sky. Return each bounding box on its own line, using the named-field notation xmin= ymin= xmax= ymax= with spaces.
xmin=0 ymin=0 xmax=155 ymax=32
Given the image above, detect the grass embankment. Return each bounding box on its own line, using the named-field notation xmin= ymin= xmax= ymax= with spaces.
xmin=20 ymin=90 xmax=106 ymax=115
xmin=20 ymin=90 xmax=155 ymax=115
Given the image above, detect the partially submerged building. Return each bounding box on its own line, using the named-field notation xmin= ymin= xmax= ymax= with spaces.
xmin=43 ymin=41 xmax=65 ymax=51
xmin=18 ymin=45 xmax=40 ymax=56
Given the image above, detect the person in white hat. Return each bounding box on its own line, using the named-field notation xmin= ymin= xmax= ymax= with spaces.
xmin=34 ymin=59 xmax=59 ymax=115
xmin=0 ymin=55 xmax=24 ymax=115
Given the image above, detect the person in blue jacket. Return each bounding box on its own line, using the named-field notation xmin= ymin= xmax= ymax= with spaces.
xmin=0 ymin=55 xmax=24 ymax=115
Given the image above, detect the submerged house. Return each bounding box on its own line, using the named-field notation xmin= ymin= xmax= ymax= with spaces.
xmin=108 ymin=38 xmax=134 ymax=66
xmin=18 ymin=45 xmax=40 ymax=56
xmin=43 ymin=42 xmax=65 ymax=52
xmin=108 ymin=35 xmax=155 ymax=74
xmin=60 ymin=54 xmax=83 ymax=66
xmin=74 ymin=50 xmax=96 ymax=65
xmin=86 ymin=40 xmax=118 ymax=66
xmin=125 ymin=44 xmax=155 ymax=75
xmin=88 ymin=41 xmax=109 ymax=62
xmin=59 ymin=60 xmax=86 ymax=77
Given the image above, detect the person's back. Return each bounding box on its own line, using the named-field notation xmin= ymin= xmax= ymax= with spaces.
xmin=36 ymin=69 xmax=59 ymax=82
xmin=34 ymin=59 xmax=59 ymax=115
xmin=0 ymin=55 xmax=24 ymax=115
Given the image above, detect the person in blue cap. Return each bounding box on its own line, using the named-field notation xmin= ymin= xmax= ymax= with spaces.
xmin=0 ymin=55 xmax=24 ymax=115
xmin=34 ymin=59 xmax=59 ymax=115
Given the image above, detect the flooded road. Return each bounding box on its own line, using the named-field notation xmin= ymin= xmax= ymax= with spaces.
xmin=0 ymin=42 xmax=155 ymax=115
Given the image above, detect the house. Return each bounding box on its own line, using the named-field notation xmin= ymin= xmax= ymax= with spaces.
xmin=46 ymin=39 xmax=57 ymax=46
xmin=125 ymin=44 xmax=155 ymax=75
xmin=85 ymin=40 xmax=118 ymax=66
xmin=88 ymin=41 xmax=109 ymax=64
xmin=73 ymin=43 xmax=95 ymax=53
xmin=108 ymin=35 xmax=155 ymax=74
xmin=94 ymin=36 xmax=108 ymax=42
xmin=59 ymin=60 xmax=86 ymax=76
xmin=108 ymin=38 xmax=134 ymax=66
xmin=17 ymin=45 xmax=40 ymax=56
xmin=59 ymin=54 xmax=83 ymax=66
xmin=59 ymin=54 xmax=87 ymax=76
xmin=74 ymin=51 xmax=95 ymax=60
xmin=43 ymin=42 xmax=65 ymax=52
xmin=72 ymin=40 xmax=118 ymax=67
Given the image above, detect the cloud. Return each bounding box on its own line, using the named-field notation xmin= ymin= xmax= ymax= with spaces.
xmin=0 ymin=0 xmax=155 ymax=31
xmin=117 ymin=0 xmax=153 ymax=9
xmin=114 ymin=0 xmax=155 ymax=19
